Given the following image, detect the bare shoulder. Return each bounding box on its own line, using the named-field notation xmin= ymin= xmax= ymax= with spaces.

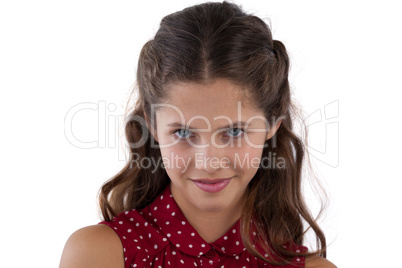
xmin=305 ymin=255 xmax=337 ymax=268
xmin=59 ymin=224 xmax=124 ymax=268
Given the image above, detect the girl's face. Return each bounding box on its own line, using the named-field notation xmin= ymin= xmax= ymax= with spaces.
xmin=152 ymin=79 xmax=280 ymax=216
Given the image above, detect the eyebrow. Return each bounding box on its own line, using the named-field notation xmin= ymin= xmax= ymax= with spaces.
xmin=166 ymin=121 xmax=251 ymax=130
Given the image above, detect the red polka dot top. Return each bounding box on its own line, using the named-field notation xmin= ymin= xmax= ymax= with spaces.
xmin=99 ymin=184 xmax=307 ymax=267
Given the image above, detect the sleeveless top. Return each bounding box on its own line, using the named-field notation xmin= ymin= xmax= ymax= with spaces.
xmin=99 ymin=184 xmax=307 ymax=267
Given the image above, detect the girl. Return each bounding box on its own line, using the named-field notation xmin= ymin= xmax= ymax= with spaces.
xmin=60 ymin=2 xmax=336 ymax=267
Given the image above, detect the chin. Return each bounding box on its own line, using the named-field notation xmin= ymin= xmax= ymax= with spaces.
xmin=194 ymin=199 xmax=229 ymax=213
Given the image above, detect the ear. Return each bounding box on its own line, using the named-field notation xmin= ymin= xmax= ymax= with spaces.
xmin=144 ymin=112 xmax=159 ymax=143
xmin=266 ymin=119 xmax=282 ymax=141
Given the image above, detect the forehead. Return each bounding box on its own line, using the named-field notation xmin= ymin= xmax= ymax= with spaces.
xmin=155 ymin=79 xmax=265 ymax=127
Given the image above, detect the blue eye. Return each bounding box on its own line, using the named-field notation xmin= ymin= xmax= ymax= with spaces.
xmin=226 ymin=128 xmax=244 ymax=137
xmin=174 ymin=129 xmax=192 ymax=138
xmin=173 ymin=128 xmax=244 ymax=140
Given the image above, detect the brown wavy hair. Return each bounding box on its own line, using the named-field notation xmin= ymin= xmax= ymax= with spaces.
xmin=99 ymin=1 xmax=327 ymax=265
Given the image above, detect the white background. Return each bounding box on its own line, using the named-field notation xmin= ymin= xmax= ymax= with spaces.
xmin=1 ymin=0 xmax=401 ymax=267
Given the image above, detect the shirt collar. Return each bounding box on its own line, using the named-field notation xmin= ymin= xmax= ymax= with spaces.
xmin=143 ymin=184 xmax=245 ymax=257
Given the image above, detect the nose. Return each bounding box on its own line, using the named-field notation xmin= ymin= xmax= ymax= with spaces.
xmin=194 ymin=144 xmax=228 ymax=173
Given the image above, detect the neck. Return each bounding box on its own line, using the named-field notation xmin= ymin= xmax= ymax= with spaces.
xmin=172 ymin=189 xmax=247 ymax=243
xmin=185 ymin=210 xmax=240 ymax=243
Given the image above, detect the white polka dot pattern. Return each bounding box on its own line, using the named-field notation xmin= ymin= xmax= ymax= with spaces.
xmin=99 ymin=184 xmax=307 ymax=267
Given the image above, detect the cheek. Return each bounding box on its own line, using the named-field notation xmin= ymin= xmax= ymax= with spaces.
xmin=229 ymin=145 xmax=264 ymax=174
xmin=159 ymin=146 xmax=192 ymax=175
xmin=242 ymin=131 xmax=268 ymax=148
xmin=233 ymin=132 xmax=266 ymax=160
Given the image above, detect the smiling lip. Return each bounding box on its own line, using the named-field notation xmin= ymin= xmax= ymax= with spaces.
xmin=191 ymin=178 xmax=232 ymax=193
